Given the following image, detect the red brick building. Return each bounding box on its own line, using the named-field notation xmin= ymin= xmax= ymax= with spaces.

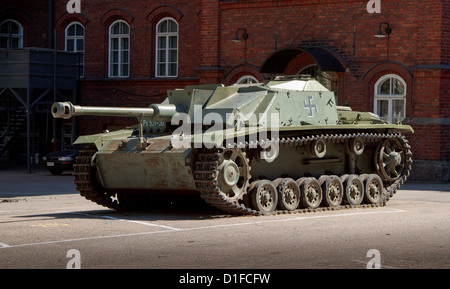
xmin=1 ymin=0 xmax=449 ymax=181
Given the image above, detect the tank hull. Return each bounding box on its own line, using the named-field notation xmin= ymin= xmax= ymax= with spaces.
xmin=84 ymin=123 xmax=411 ymax=194
xmin=73 ymin=124 xmax=412 ymax=214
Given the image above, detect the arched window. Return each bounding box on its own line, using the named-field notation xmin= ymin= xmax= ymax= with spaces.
xmin=374 ymin=74 xmax=406 ymax=124
xmin=156 ymin=18 xmax=178 ymax=77
xmin=235 ymin=75 xmax=259 ymax=84
xmin=109 ymin=20 xmax=130 ymax=77
xmin=297 ymin=64 xmax=339 ymax=102
xmin=65 ymin=22 xmax=85 ymax=77
xmin=0 ymin=19 xmax=23 ymax=49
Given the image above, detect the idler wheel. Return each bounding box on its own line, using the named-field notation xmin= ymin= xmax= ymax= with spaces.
xmin=298 ymin=177 xmax=322 ymax=209
xmin=375 ymin=138 xmax=406 ymax=182
xmin=250 ymin=180 xmax=278 ymax=214
xmin=276 ymin=178 xmax=300 ymax=211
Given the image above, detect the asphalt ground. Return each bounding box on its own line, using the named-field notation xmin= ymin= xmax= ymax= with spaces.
xmin=0 ymin=166 xmax=449 ymax=274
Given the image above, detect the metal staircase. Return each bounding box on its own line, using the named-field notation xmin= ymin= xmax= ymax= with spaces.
xmin=0 ymin=105 xmax=28 ymax=158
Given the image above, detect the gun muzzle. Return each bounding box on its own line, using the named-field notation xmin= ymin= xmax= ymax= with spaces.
xmin=51 ymin=102 xmax=75 ymax=119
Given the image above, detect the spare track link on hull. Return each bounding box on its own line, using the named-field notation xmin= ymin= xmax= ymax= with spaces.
xmin=195 ymin=132 xmax=412 ymax=216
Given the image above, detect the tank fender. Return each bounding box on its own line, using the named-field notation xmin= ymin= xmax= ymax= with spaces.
xmin=73 ymin=128 xmax=136 ymax=150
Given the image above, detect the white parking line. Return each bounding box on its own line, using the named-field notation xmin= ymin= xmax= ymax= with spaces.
xmin=352 ymin=259 xmax=399 ymax=269
xmin=0 ymin=230 xmax=173 ymax=249
xmin=71 ymin=212 xmax=181 ymax=230
xmin=0 ymin=242 xmax=11 ymax=248
xmin=0 ymin=209 xmax=406 ymax=249
xmin=99 ymin=215 xmax=181 ymax=231
xmin=188 ymin=209 xmax=407 ymax=231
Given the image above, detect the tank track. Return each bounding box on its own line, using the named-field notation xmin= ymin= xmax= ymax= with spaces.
xmin=194 ymin=132 xmax=412 ymax=215
xmin=73 ymin=145 xmax=121 ymax=210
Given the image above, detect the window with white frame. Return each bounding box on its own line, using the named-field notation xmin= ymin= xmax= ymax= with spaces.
xmin=374 ymin=74 xmax=406 ymax=124
xmin=0 ymin=19 xmax=23 ymax=49
xmin=235 ymin=75 xmax=259 ymax=84
xmin=109 ymin=20 xmax=130 ymax=77
xmin=156 ymin=18 xmax=178 ymax=77
xmin=65 ymin=22 xmax=85 ymax=77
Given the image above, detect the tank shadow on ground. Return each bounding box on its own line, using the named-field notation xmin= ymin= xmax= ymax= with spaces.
xmin=13 ymin=196 xmax=237 ymax=222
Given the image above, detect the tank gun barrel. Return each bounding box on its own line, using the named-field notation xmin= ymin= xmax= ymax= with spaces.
xmin=51 ymin=102 xmax=178 ymax=122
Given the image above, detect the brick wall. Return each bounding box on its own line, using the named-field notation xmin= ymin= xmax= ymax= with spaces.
xmin=0 ymin=0 xmax=49 ymax=48
xmin=54 ymin=0 xmax=201 ymax=81
xmin=198 ymin=0 xmax=224 ymax=83
xmin=214 ymin=0 xmax=449 ymax=181
xmin=3 ymin=0 xmax=447 ymax=180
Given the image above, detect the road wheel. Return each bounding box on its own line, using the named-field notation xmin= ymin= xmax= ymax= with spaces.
xmin=321 ymin=175 xmax=343 ymax=207
xmin=362 ymin=174 xmax=384 ymax=204
xmin=276 ymin=178 xmax=300 ymax=211
xmin=299 ymin=178 xmax=322 ymax=209
xmin=342 ymin=175 xmax=364 ymax=206
xmin=251 ymin=180 xmax=278 ymax=214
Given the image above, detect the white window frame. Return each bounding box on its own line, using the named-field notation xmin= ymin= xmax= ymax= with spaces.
xmin=0 ymin=19 xmax=23 ymax=49
xmin=65 ymin=22 xmax=85 ymax=77
xmin=235 ymin=75 xmax=259 ymax=84
xmin=155 ymin=17 xmax=178 ymax=78
xmin=109 ymin=20 xmax=130 ymax=78
xmin=374 ymin=74 xmax=407 ymax=124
